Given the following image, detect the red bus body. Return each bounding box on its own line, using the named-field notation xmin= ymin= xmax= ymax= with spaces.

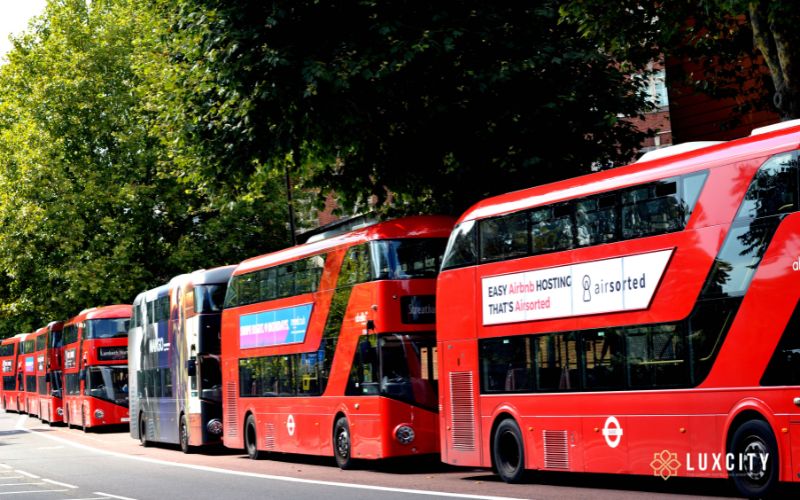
xmin=221 ymin=215 xmax=453 ymax=466
xmin=0 ymin=335 xmax=22 ymax=412
xmin=437 ymin=120 xmax=800 ymax=496
xmin=63 ymin=305 xmax=131 ymax=429
xmin=25 ymin=331 xmax=46 ymax=418
xmin=15 ymin=334 xmax=34 ymax=413
xmin=35 ymin=321 xmax=65 ymax=424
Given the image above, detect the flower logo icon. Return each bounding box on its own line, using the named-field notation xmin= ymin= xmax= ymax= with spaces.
xmin=650 ymin=449 xmax=681 ymax=480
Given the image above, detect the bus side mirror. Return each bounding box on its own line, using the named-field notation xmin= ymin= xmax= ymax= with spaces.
xmin=187 ymin=359 xmax=196 ymax=377
xmin=79 ymin=369 xmax=85 ymax=382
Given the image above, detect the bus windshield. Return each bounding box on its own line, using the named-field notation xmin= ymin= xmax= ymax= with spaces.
xmin=194 ymin=285 xmax=226 ymax=313
xmin=86 ymin=318 xmax=130 ymax=339
xmin=86 ymin=366 xmax=129 ymax=407
xmin=372 ymin=239 xmax=447 ymax=280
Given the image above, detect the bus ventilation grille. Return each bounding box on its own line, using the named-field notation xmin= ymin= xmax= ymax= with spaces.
xmin=542 ymin=430 xmax=570 ymax=470
xmin=225 ymin=381 xmax=238 ymax=438
xmin=265 ymin=423 xmax=276 ymax=450
xmin=449 ymin=371 xmax=476 ymax=451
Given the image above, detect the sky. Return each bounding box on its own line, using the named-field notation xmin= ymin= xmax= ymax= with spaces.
xmin=0 ymin=0 xmax=48 ymax=60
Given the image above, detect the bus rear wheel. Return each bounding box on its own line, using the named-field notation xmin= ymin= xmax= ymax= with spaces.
xmin=493 ymin=418 xmax=526 ymax=483
xmin=729 ymin=420 xmax=778 ymax=498
xmin=139 ymin=414 xmax=150 ymax=447
xmin=333 ymin=416 xmax=354 ymax=470
xmin=245 ymin=414 xmax=261 ymax=460
xmin=179 ymin=416 xmax=193 ymax=454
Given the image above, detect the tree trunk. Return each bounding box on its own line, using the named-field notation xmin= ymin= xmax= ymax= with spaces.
xmin=749 ymin=1 xmax=800 ymax=119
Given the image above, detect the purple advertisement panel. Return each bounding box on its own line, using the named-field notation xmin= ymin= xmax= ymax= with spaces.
xmin=240 ymin=303 xmax=313 ymax=349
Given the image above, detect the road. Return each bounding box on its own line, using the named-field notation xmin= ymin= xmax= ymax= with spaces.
xmin=0 ymin=410 xmax=765 ymax=500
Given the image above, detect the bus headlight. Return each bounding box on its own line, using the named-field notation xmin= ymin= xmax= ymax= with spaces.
xmin=207 ymin=419 xmax=223 ymax=435
xmin=394 ymin=424 xmax=415 ymax=445
xmin=57 ymin=408 xmax=63 ymax=416
xmin=94 ymin=409 xmax=105 ymax=419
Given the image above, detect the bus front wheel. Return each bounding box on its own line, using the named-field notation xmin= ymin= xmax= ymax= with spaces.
xmin=493 ymin=418 xmax=526 ymax=483
xmin=333 ymin=416 xmax=354 ymax=470
xmin=179 ymin=416 xmax=193 ymax=454
xmin=245 ymin=414 xmax=261 ymax=460
xmin=729 ymin=420 xmax=778 ymax=498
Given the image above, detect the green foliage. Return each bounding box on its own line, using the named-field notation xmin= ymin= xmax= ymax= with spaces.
xmin=0 ymin=0 xmax=289 ymax=337
xmin=148 ymin=0 xmax=650 ymax=217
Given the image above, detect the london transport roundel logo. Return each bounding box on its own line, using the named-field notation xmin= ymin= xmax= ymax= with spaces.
xmin=287 ymin=414 xmax=296 ymax=436
xmin=602 ymin=416 xmax=623 ymax=448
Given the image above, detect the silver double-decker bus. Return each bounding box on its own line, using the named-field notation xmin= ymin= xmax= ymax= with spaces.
xmin=128 ymin=266 xmax=234 ymax=452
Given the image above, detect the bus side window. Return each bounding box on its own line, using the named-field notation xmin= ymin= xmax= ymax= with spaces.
xmin=480 ymin=212 xmax=529 ymax=262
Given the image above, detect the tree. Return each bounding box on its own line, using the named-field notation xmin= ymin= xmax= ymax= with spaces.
xmin=145 ymin=0 xmax=654 ymax=217
xmin=560 ymin=1 xmax=800 ymax=120
xmin=0 ymin=0 xmax=289 ymax=337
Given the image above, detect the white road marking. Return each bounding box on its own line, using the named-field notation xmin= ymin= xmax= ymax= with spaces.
xmin=0 ymin=490 xmax=69 ymax=495
xmin=94 ymin=493 xmax=137 ymax=500
xmin=37 ymin=446 xmax=65 ymax=450
xmin=42 ymin=478 xmax=79 ymax=489
xmin=14 ymin=470 xmax=40 ymax=479
xmin=0 ymin=465 xmax=11 ymax=470
xmin=20 ymin=428 xmax=525 ymax=500
xmin=0 ymin=482 xmax=39 ymax=486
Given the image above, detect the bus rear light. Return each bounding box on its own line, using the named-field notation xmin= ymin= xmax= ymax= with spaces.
xmin=394 ymin=424 xmax=415 ymax=445
xmin=94 ymin=409 xmax=105 ymax=420
xmin=207 ymin=418 xmax=223 ymax=435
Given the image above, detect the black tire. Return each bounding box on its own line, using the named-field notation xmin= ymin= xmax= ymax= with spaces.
xmin=493 ymin=418 xmax=526 ymax=483
xmin=245 ymin=414 xmax=261 ymax=460
xmin=179 ymin=415 xmax=192 ymax=454
xmin=333 ymin=416 xmax=354 ymax=470
xmin=139 ymin=414 xmax=150 ymax=447
xmin=729 ymin=420 xmax=779 ymax=498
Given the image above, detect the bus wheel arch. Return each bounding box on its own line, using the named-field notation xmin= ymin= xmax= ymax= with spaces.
xmin=490 ymin=414 xmax=526 ymax=483
xmin=725 ymin=410 xmax=779 ymax=498
xmin=244 ymin=412 xmax=261 ymax=460
xmin=332 ymin=412 xmax=354 ymax=470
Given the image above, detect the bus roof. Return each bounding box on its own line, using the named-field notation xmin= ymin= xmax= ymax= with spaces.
xmin=67 ymin=304 xmax=131 ymax=325
xmin=455 ymin=121 xmax=800 ymax=224
xmin=1 ymin=336 xmax=21 ymax=345
xmin=233 ymin=215 xmax=455 ymax=276
xmin=187 ymin=265 xmax=236 ymax=286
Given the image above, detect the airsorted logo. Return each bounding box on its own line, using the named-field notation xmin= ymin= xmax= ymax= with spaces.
xmin=650 ymin=450 xmax=681 ymax=480
xmin=582 ymin=275 xmax=591 ymax=302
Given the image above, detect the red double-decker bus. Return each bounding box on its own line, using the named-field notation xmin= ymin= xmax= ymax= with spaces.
xmin=221 ymin=215 xmax=453 ymax=467
xmin=437 ymin=119 xmax=800 ymax=497
xmin=63 ymin=305 xmax=131 ymax=430
xmin=0 ymin=335 xmax=22 ymax=412
xmin=24 ymin=332 xmax=43 ymax=417
xmin=35 ymin=321 xmax=64 ymax=424
xmin=14 ymin=334 xmax=34 ymax=413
